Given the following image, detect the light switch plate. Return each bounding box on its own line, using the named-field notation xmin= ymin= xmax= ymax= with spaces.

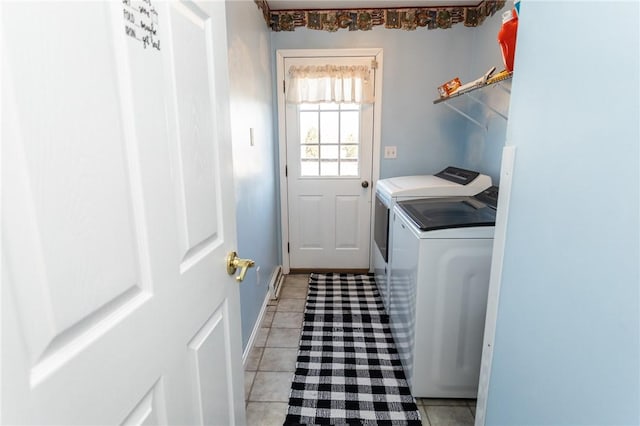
xmin=384 ymin=146 xmax=397 ymax=159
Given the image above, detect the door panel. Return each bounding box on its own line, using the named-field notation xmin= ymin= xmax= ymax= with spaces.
xmin=1 ymin=2 xmax=245 ymax=424
xmin=298 ymin=196 xmax=323 ymax=249
xmin=335 ymin=195 xmax=360 ymax=249
xmin=121 ymin=380 xmax=168 ymax=426
xmin=2 ymin=0 xmax=154 ymax=391
xmin=187 ymin=302 xmax=232 ymax=425
xmin=166 ymin=2 xmax=222 ymax=270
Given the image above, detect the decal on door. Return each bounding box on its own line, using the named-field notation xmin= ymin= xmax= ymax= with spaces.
xmin=123 ymin=0 xmax=161 ymax=51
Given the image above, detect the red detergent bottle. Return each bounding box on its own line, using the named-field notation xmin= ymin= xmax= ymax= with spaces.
xmin=497 ymin=9 xmax=518 ymax=72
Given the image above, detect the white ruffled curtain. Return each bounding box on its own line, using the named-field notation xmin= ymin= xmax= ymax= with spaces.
xmin=286 ymin=65 xmax=374 ymax=104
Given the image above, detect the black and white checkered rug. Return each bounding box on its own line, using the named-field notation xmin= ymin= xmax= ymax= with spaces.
xmin=285 ymin=273 xmax=421 ymax=425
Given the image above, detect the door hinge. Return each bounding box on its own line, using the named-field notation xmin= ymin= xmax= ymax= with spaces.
xmin=287 ymin=242 xmax=290 ymax=253
xmin=283 ymin=79 xmax=286 ymax=93
xmin=285 ymin=165 xmax=288 ymax=177
xmin=371 ymin=59 xmax=378 ymax=70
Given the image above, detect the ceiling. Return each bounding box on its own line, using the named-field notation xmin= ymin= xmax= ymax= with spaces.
xmin=266 ymin=0 xmax=481 ymax=10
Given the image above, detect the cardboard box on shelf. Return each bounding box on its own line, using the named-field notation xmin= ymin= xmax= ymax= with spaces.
xmin=437 ymin=77 xmax=461 ymax=98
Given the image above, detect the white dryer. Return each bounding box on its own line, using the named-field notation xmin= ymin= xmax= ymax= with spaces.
xmin=373 ymin=167 xmax=491 ymax=309
xmin=389 ymin=187 xmax=498 ymax=398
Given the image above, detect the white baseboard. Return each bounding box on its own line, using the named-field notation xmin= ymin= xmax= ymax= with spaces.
xmin=269 ymin=265 xmax=285 ymax=300
xmin=242 ymin=289 xmax=271 ymax=368
xmin=242 ymin=265 xmax=283 ymax=367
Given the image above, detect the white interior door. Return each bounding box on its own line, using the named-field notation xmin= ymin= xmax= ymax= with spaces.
xmin=1 ymin=2 xmax=246 ymax=424
xmin=284 ymin=56 xmax=376 ymax=270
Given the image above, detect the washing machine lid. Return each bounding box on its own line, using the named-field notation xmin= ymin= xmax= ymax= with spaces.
xmin=397 ymin=187 xmax=498 ymax=232
xmin=376 ymin=166 xmax=492 ymax=200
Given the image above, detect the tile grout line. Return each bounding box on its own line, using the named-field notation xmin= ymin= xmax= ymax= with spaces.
xmin=245 ymin=276 xmax=309 ymax=409
xmin=247 ymin=330 xmax=267 ymax=403
xmin=424 ymin=407 xmax=432 ymax=426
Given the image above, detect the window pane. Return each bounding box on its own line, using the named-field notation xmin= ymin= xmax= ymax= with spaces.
xmin=341 ymin=103 xmax=359 ymax=111
xmin=301 ymin=145 xmax=319 ymax=159
xmin=340 ymin=145 xmax=358 ymax=160
xmin=320 ymin=145 xmax=338 ymax=160
xmin=297 ymin=103 xmax=363 ymax=179
xmin=300 ymin=111 xmax=318 ymax=144
xmin=340 ymin=161 xmax=359 ymax=176
xmin=340 ymin=111 xmax=359 ymax=143
xmin=319 ymin=111 xmax=339 ymax=143
xmin=300 ymin=103 xmax=318 ymax=111
xmin=320 ymin=102 xmax=339 ymax=111
xmin=301 ymin=160 xmax=319 ymax=176
xmin=320 ymin=160 xmax=338 ymax=176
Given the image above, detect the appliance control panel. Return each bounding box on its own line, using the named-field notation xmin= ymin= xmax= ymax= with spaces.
xmin=435 ymin=166 xmax=480 ymax=185
xmin=474 ymin=186 xmax=500 ymax=209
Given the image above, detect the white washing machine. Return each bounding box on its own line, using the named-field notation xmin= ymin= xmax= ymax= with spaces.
xmin=389 ymin=187 xmax=498 ymax=398
xmin=373 ymin=167 xmax=491 ymax=309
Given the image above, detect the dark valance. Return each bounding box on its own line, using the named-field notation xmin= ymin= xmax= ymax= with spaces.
xmin=255 ymin=0 xmax=506 ymax=32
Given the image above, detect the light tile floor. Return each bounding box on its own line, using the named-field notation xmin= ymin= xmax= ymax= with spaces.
xmin=244 ymin=274 xmax=477 ymax=426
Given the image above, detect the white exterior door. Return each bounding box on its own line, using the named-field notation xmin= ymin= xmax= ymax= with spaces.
xmin=1 ymin=2 xmax=246 ymax=425
xmin=283 ymin=55 xmax=378 ymax=270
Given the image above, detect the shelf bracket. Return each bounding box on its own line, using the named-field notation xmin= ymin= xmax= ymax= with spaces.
xmin=495 ymin=81 xmax=511 ymax=94
xmin=442 ymin=100 xmax=487 ymax=131
xmin=433 ymin=72 xmax=512 ymax=129
xmin=466 ymin=92 xmax=508 ymax=121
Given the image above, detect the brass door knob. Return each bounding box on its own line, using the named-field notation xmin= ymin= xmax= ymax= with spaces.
xmin=226 ymin=251 xmax=255 ymax=282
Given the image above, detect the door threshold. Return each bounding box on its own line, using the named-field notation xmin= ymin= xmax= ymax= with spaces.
xmin=289 ymin=268 xmax=370 ymax=274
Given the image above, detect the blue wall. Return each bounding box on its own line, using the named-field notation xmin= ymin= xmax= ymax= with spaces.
xmin=486 ymin=2 xmax=640 ymax=424
xmin=226 ymin=1 xmax=279 ymax=350
xmin=460 ymin=6 xmax=510 ymax=183
xmin=271 ymin=19 xmax=508 ymax=179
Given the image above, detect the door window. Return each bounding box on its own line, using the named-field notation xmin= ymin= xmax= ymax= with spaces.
xmin=299 ymin=102 xmax=361 ymax=177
